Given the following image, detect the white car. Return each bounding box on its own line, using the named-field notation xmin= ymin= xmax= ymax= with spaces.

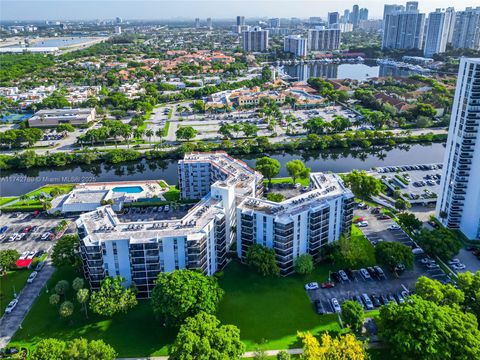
xmin=388 ymin=225 xmax=401 ymax=230
xmin=8 ymin=234 xmax=18 ymax=242
xmin=448 ymin=259 xmax=461 ymax=265
xmin=452 ymin=263 xmax=466 ymax=270
xmin=164 ymin=205 xmax=170 ymax=212
xmin=421 ymin=257 xmax=435 ymax=264
xmin=41 ymin=232 xmax=51 ymax=241
xmin=331 ymin=298 xmax=341 ymax=313
xmin=426 ymin=263 xmax=440 ymax=269
xmin=412 ymin=248 xmax=424 ymax=255
xmin=19 ymin=251 xmax=28 ymax=260
xmin=27 ymin=251 xmax=36 ymax=259
xmin=5 ymin=298 xmax=18 ymax=314
xmin=357 ymin=221 xmax=369 ymax=228
xmin=304 ymin=282 xmax=319 ymax=291
xmin=0 ymin=233 xmax=6 ymax=241
xmin=27 ymin=271 xmax=38 ymax=284
xmin=360 ymin=268 xmax=371 ymax=280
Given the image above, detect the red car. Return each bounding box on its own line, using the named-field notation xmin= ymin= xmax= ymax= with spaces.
xmin=320 ymin=282 xmax=335 ymax=289
xmin=23 ymin=226 xmax=32 ymax=234
xmin=354 ymin=217 xmax=365 ymax=223
xmin=378 ymin=215 xmax=391 ymax=220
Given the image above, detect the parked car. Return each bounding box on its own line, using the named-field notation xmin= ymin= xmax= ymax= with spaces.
xmin=330 ymin=298 xmax=341 ymax=313
xmin=354 ymin=217 xmax=366 ymax=223
xmin=0 ymin=225 xmax=8 ymax=234
xmin=314 ymin=300 xmax=325 ymax=315
xmin=41 ymin=232 xmax=52 ymax=241
xmin=338 ymin=270 xmax=349 ymax=282
xmin=360 ymin=268 xmax=371 ymax=280
xmin=27 ymin=271 xmax=38 ymax=283
xmin=448 ymin=259 xmax=461 ymax=265
xmin=370 ymin=294 xmax=381 ymax=307
xmin=452 ymin=263 xmax=466 ymax=270
xmin=357 ymin=221 xmax=369 ymax=228
xmin=378 ymin=215 xmax=391 ymax=220
xmin=421 ymin=257 xmax=435 ymax=264
xmin=426 ymin=263 xmax=440 ymax=269
xmin=35 ymin=261 xmax=45 ymax=272
xmin=395 ymin=293 xmax=405 ymax=304
xmin=304 ymin=282 xmax=319 ymax=291
xmin=361 ymin=293 xmax=374 ymax=310
xmin=5 ymin=299 xmax=18 ymax=314
xmin=388 ymin=224 xmax=401 ymax=230
xmin=412 ymin=247 xmax=424 ymax=255
xmin=379 ymin=295 xmax=389 ymax=305
xmin=374 ymin=266 xmax=386 ymax=279
xmin=387 ymin=293 xmax=397 ymax=305
xmin=352 ymin=295 xmax=364 ymax=308
xmin=320 ymin=282 xmax=335 ymax=289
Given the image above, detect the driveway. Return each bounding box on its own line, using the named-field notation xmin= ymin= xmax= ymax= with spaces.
xmin=0 ymin=261 xmax=55 ymax=348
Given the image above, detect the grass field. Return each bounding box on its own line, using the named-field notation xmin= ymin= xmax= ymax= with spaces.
xmin=0 ymin=197 xmax=17 ymax=206
xmin=267 ymin=177 xmax=310 ymax=187
xmin=10 ymin=260 xmax=343 ymax=357
xmin=25 ymin=184 xmax=74 ymax=198
xmin=0 ymin=270 xmax=33 ymax=314
xmin=163 ymin=185 xmax=180 ymax=202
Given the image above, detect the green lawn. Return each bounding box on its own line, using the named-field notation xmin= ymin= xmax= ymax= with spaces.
xmin=0 ymin=270 xmax=33 ymax=314
xmin=25 ymin=184 xmax=74 ymax=198
xmin=0 ymin=197 xmax=17 ymax=207
xmin=10 ymin=260 xmax=343 ymax=357
xmin=163 ymin=185 xmax=180 ymax=202
xmin=217 ymin=261 xmax=343 ymax=351
xmin=267 ymin=177 xmax=310 ymax=187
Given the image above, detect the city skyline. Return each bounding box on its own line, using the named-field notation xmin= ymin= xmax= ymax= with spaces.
xmin=2 ymin=0 xmax=480 ymax=21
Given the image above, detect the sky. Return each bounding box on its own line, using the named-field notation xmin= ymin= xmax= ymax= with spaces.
xmin=1 ymin=0 xmax=478 ymax=21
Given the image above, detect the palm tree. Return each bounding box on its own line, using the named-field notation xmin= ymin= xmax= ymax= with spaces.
xmin=146 ymin=129 xmax=154 ymax=143
xmin=134 ymin=128 xmax=145 ymax=142
xmin=121 ymin=127 xmax=133 ymax=148
xmin=155 ymin=128 xmax=163 ymax=146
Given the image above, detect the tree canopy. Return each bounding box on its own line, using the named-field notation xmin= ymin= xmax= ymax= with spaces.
xmin=89 ymin=276 xmax=137 ymax=317
xmin=375 ymin=241 xmax=413 ymax=272
xmin=298 ymin=331 xmax=368 ymax=360
xmin=379 ymin=295 xmax=480 ymax=360
xmin=176 ymin=126 xmax=197 ymax=141
xmin=256 ymin=157 xmax=280 ymax=185
xmin=245 ymin=244 xmax=280 ymax=277
xmin=169 ymin=312 xmax=245 ymax=360
xmin=294 ymin=254 xmax=314 ymax=275
xmin=0 ymin=249 xmax=19 ymax=274
xmin=151 ymin=269 xmax=223 ymax=325
xmin=286 ymin=160 xmax=310 ymax=184
xmin=342 ymin=170 xmax=384 ymax=199
xmin=415 ymin=228 xmax=462 ymax=260
xmin=51 ymin=234 xmax=81 ymax=268
xmin=31 ymin=337 xmax=116 ymax=360
xmin=341 ymin=300 xmax=364 ymax=333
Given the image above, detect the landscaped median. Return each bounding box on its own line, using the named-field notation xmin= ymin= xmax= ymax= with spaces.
xmin=0 ymin=184 xmax=75 ymax=212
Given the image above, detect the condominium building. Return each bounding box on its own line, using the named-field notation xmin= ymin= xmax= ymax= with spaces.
xmin=436 ymin=58 xmax=480 ymax=240
xmin=359 ymin=8 xmax=369 ymax=22
xmin=308 ymin=28 xmax=341 ymax=51
xmin=451 ymin=7 xmax=480 ymax=50
xmin=242 ymin=26 xmax=269 ymax=52
xmin=237 ymin=15 xmax=245 ymax=26
xmin=328 ymin=12 xmax=340 ymax=27
xmin=237 ymin=172 xmax=354 ymax=275
xmin=78 ymin=151 xmax=355 ymax=295
xmin=207 ymin=17 xmax=212 ymax=30
xmin=351 ymin=5 xmax=360 ymax=29
xmin=424 ymin=8 xmax=455 ymax=58
xmin=195 ymin=18 xmax=200 ymax=29
xmin=269 ymin=18 xmax=281 ymax=28
xmin=382 ymin=2 xmax=425 ymax=50
xmin=284 ymin=35 xmax=308 ymax=57
xmin=78 ymin=152 xmax=263 ymax=298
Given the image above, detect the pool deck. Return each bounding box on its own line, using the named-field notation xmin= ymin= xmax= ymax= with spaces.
xmin=76 ymin=180 xmax=166 ymax=201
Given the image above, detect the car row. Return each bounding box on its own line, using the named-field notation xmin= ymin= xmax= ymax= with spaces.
xmin=376 ymin=164 xmax=442 ymax=173
xmin=330 ymin=266 xmax=386 ymax=283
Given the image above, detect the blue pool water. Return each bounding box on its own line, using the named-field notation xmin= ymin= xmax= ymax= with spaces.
xmin=112 ymin=186 xmax=144 ymax=194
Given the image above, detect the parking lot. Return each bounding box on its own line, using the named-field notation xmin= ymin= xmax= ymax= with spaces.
xmin=306 ymin=204 xmax=450 ymax=314
xmin=0 ymin=213 xmax=64 ymax=255
xmin=372 ymin=163 xmax=442 ymax=204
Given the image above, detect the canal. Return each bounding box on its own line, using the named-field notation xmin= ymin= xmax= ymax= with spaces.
xmin=0 ymin=143 xmax=445 ymax=197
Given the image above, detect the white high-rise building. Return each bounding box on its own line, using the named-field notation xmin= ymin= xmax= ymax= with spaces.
xmin=308 ymin=28 xmax=341 ymax=51
xmin=269 ymin=18 xmax=281 ymax=28
xmin=436 ymin=58 xmax=480 ymax=240
xmin=382 ymin=2 xmax=425 ymax=50
xmin=284 ymin=35 xmax=308 ymax=57
xmin=242 ymin=26 xmax=269 ymax=52
xmin=424 ymin=8 xmax=455 ymax=58
xmin=195 ymin=18 xmax=200 ymax=29
xmin=114 ymin=26 xmax=122 ymax=35
xmin=207 ymin=17 xmax=213 ymax=30
xmin=451 ymin=7 xmax=480 ymax=50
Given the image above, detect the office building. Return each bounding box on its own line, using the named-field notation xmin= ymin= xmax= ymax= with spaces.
xmin=343 ymin=9 xmax=350 ymax=23
xmin=436 ymin=58 xmax=480 ymax=240
xmin=424 ymin=8 xmax=455 ymax=58
xmin=309 ymin=17 xmax=323 ymax=26
xmin=284 ymin=35 xmax=308 ymax=57
xmin=242 ymin=26 xmax=269 ymax=52
xmin=195 ymin=18 xmax=200 ymax=28
xmin=237 ymin=172 xmax=354 ymax=275
xmin=382 ymin=2 xmax=425 ymax=50
xmin=114 ymin=26 xmax=122 ymax=35
xmin=237 ymin=16 xmax=245 ymax=26
xmin=28 ymin=108 xmax=96 ymax=128
xmin=207 ymin=17 xmax=212 ymax=30
xmin=115 ymin=17 xmax=122 ymax=24
xmin=359 ymin=20 xmax=382 ymax=32
xmin=328 ymin=12 xmax=340 ymax=27
xmin=359 ymin=8 xmax=369 ymax=21
xmin=451 ymin=7 xmax=480 ymax=50
xmin=308 ymin=28 xmax=341 ymax=51
xmin=270 ymin=18 xmax=281 ymax=28
xmin=351 ymin=5 xmax=360 ymax=28
xmin=383 ymin=4 xmax=405 ymax=22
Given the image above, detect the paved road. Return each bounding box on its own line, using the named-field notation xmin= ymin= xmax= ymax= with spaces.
xmin=0 ymin=262 xmax=55 ymax=348
xmin=118 ymin=349 xmax=304 ymax=360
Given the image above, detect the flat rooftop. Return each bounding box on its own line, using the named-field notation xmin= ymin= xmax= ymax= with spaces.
xmin=64 ymin=190 xmax=108 ymax=205
xmin=79 ymin=196 xmax=225 ymax=246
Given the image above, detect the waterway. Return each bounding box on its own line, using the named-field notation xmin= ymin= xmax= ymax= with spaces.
xmin=0 ymin=143 xmax=446 ymax=197
xmin=282 ymin=61 xmax=416 ymax=81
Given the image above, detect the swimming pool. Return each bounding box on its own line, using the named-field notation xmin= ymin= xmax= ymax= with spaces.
xmin=111 ymin=186 xmax=144 ymax=194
